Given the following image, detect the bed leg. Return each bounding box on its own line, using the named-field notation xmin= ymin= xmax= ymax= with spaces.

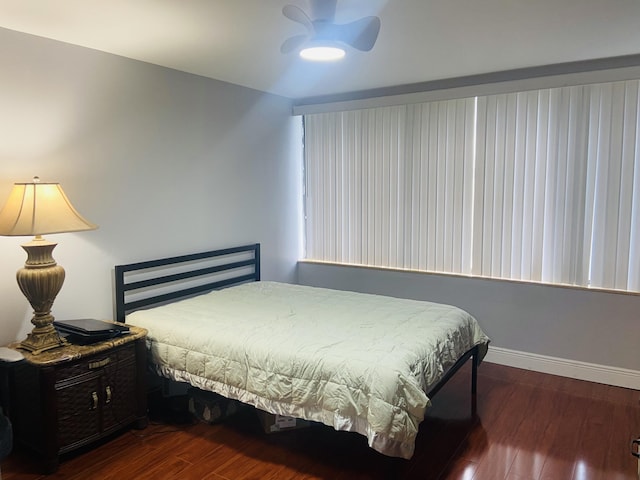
xmin=471 ymin=346 xmax=479 ymax=416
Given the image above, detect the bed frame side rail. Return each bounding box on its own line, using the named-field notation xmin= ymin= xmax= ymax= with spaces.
xmin=115 ymin=243 xmax=260 ymax=323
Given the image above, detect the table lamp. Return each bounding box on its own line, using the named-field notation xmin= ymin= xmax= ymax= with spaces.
xmin=0 ymin=177 xmax=97 ymax=354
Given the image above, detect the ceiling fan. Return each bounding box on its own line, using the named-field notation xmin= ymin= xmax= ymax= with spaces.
xmin=280 ymin=0 xmax=381 ymax=60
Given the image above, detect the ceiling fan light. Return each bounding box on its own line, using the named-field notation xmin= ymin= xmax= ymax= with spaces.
xmin=299 ymin=45 xmax=346 ymax=61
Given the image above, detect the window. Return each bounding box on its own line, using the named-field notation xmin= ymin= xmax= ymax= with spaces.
xmin=303 ymin=80 xmax=640 ymax=292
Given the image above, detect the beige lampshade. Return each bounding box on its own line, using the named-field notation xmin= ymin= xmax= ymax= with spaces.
xmin=0 ymin=179 xmax=97 ymax=236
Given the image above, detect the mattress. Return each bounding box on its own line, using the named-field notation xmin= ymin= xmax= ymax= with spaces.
xmin=126 ymin=281 xmax=490 ymax=459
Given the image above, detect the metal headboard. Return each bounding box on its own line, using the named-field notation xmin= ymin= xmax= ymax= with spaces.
xmin=114 ymin=243 xmax=260 ymax=323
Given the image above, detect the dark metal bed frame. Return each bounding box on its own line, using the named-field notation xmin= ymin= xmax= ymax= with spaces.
xmin=115 ymin=243 xmax=260 ymax=324
xmin=114 ymin=242 xmax=478 ymax=414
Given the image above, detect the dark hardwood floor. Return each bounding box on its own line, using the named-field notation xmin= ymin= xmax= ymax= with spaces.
xmin=3 ymin=362 xmax=639 ymax=479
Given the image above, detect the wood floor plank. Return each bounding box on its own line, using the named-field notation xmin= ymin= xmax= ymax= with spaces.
xmin=438 ymin=458 xmax=478 ymax=480
xmin=506 ymin=383 xmax=564 ymax=479
xmin=600 ymin=402 xmax=640 ymax=480
xmin=570 ymin=395 xmax=615 ymax=480
xmin=455 ymin=376 xmax=516 ymax=463
xmin=467 ymin=371 xmax=539 ymax=479
xmin=538 ymin=393 xmax=587 ymax=480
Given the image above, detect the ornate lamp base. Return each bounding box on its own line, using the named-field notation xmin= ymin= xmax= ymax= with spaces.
xmin=16 ymin=236 xmax=68 ymax=355
xmin=19 ymin=323 xmax=67 ymax=355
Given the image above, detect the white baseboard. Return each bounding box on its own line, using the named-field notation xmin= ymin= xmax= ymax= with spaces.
xmin=484 ymin=346 xmax=640 ymax=390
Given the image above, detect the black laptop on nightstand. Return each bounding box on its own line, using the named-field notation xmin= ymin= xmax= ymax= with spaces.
xmin=54 ymin=319 xmax=130 ymax=345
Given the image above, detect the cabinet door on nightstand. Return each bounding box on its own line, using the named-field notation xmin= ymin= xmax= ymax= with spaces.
xmin=56 ymin=374 xmax=102 ymax=450
xmin=101 ymin=358 xmax=138 ymax=431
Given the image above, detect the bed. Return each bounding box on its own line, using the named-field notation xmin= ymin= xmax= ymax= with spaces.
xmin=115 ymin=243 xmax=490 ymax=459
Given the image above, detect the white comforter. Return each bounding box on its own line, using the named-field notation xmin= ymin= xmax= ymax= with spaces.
xmin=126 ymin=281 xmax=489 ymax=459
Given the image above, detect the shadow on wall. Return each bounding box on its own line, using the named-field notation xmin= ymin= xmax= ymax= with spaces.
xmin=0 ymin=285 xmax=31 ymax=345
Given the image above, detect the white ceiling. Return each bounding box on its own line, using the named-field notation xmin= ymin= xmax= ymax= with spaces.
xmin=1 ymin=0 xmax=640 ymax=100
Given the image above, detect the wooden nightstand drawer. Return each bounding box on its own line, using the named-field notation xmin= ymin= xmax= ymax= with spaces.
xmin=55 ymin=342 xmax=135 ymax=381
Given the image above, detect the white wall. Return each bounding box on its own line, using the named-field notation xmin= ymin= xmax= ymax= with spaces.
xmin=298 ymin=262 xmax=640 ymax=386
xmin=0 ymin=28 xmax=302 ymax=345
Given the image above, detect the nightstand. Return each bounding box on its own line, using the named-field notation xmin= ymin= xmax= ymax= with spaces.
xmin=4 ymin=324 xmax=148 ymax=473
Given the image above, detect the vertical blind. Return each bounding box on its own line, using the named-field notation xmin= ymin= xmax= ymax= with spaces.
xmin=304 ymin=79 xmax=640 ymax=293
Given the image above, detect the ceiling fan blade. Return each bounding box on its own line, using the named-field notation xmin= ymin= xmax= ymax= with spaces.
xmin=310 ymin=0 xmax=337 ymax=22
xmin=336 ymin=16 xmax=381 ymax=51
xmin=280 ymin=34 xmax=309 ymax=54
xmin=282 ymin=4 xmax=314 ymax=31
